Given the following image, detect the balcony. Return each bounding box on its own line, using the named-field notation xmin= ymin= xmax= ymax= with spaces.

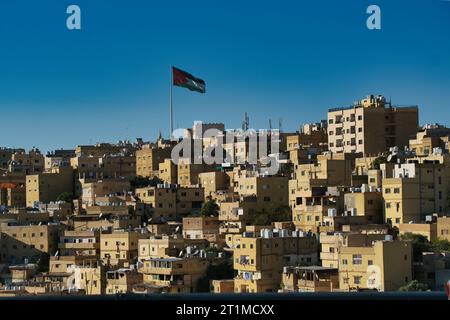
xmin=320 ymin=252 xmax=339 ymax=261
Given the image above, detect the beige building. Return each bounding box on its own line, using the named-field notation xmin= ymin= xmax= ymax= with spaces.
xmin=344 ymin=189 xmax=383 ymax=224
xmin=139 ymin=257 xmax=208 ymax=293
xmin=157 ymin=159 xmax=178 ymax=184
xmin=0 ymin=223 xmax=63 ymax=264
xmin=437 ymin=217 xmax=450 ymax=241
xmin=233 ymin=229 xmax=318 ymax=293
xmin=136 ymin=145 xmax=172 ymax=178
xmin=212 ymin=279 xmax=235 ymax=293
xmin=235 ymin=175 xmax=289 ymax=211
xmin=290 ymin=186 xmax=343 ymax=232
xmin=182 ymin=216 xmax=220 ymax=241
xmin=399 ymin=222 xmax=437 ymax=241
xmin=319 ymin=232 xmax=388 ymax=268
xmin=106 ymin=268 xmax=143 ymax=294
xmin=0 ymin=184 xmax=26 ymax=208
xmin=135 ymin=185 xmax=204 ymax=219
xmin=100 ymin=231 xmax=143 ymax=267
xmin=328 ymin=95 xmax=418 ymax=156
xmin=59 ymin=230 xmax=100 ymax=257
xmin=409 ymin=124 xmax=450 ymax=156
xmin=26 ymin=167 xmax=74 ymax=207
xmin=338 ymin=239 xmax=412 ymax=291
xmin=177 ymin=159 xmax=215 ymax=187
xmin=382 ymin=162 xmax=448 ymax=227
xmin=198 ymin=171 xmax=230 ymax=198
xmin=286 ymin=123 xmax=328 ymax=152
xmin=9 ymin=149 xmax=44 ymax=175
xmin=291 ymin=153 xmax=357 ymax=189
xmin=282 ymin=266 xmax=339 ymax=292
xmin=81 ymin=178 xmax=130 ymax=207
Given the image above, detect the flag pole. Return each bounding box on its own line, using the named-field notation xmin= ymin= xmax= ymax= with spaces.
xmin=170 ymin=66 xmax=173 ymax=140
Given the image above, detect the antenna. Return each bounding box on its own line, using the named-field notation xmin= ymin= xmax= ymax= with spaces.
xmin=242 ymin=112 xmax=249 ymax=131
xmin=278 ymin=118 xmax=283 ymax=132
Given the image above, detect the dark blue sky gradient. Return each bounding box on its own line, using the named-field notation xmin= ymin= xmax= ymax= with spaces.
xmin=1 ymin=0 xmax=450 ymax=151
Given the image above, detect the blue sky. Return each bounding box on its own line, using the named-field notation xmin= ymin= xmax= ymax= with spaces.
xmin=1 ymin=0 xmax=450 ymax=152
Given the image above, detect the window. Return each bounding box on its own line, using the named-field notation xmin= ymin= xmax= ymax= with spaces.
xmin=354 ymin=276 xmax=361 ymax=285
xmin=342 ymin=259 xmax=348 ymax=265
xmin=352 ymin=254 xmax=362 ymax=265
xmin=343 ymin=277 xmax=349 ymax=284
xmin=385 ymin=188 xmax=391 ymax=194
xmin=393 ymin=188 xmax=400 ymax=194
xmin=368 ymin=260 xmax=373 ymax=266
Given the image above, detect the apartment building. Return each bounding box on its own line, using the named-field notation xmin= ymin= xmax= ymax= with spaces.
xmin=135 ymin=185 xmax=204 ymax=219
xmin=291 ymin=153 xmax=357 ymax=190
xmin=72 ymin=204 xmax=143 ymax=231
xmin=100 ymin=231 xmax=144 ymax=267
xmin=106 ymin=268 xmax=143 ymax=294
xmin=25 ymin=167 xmax=74 ymax=207
xmin=182 ymin=216 xmax=220 ymax=241
xmin=0 ymin=184 xmax=26 ymax=208
xmin=198 ymin=171 xmax=230 ymax=198
xmin=282 ymin=266 xmax=339 ymax=292
xmin=290 ymin=186 xmax=344 ymax=232
xmin=338 ymin=238 xmax=412 ymax=291
xmin=44 ymin=150 xmax=75 ymax=170
xmin=398 ymin=222 xmax=438 ymax=241
xmin=285 ymin=123 xmax=328 ymax=152
xmin=409 ymin=124 xmax=450 ymax=156
xmin=139 ymin=257 xmax=208 ymax=293
xmin=177 ymin=159 xmax=215 ymax=187
xmin=328 ymin=95 xmax=418 ymax=156
xmin=382 ymin=161 xmax=449 ymax=227
xmin=157 ymin=159 xmax=178 ymax=184
xmin=9 ymin=148 xmax=45 ymax=175
xmin=81 ymin=178 xmax=130 ymax=207
xmin=319 ymin=232 xmax=388 ymax=268
xmin=0 ymin=222 xmax=63 ymax=264
xmin=218 ymin=195 xmax=258 ymax=235
xmin=344 ymin=188 xmax=383 ymax=224
xmin=234 ymin=175 xmax=289 ymax=211
xmin=437 ymin=217 xmax=450 ymax=241
xmin=136 ymin=144 xmax=172 ymax=178
xmin=233 ymin=229 xmax=318 ymax=293
xmin=58 ymin=230 xmax=100 ymax=257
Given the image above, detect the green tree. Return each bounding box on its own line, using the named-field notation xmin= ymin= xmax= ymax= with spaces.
xmin=398 ymin=280 xmax=429 ymax=292
xmin=200 ymin=199 xmax=219 ymax=217
xmin=371 ymin=153 xmax=389 ymax=170
xmin=196 ymin=261 xmax=235 ymax=292
xmin=430 ymin=239 xmax=450 ymax=252
xmin=249 ymin=204 xmax=292 ymax=226
xmin=400 ymin=233 xmax=431 ymax=261
xmin=56 ymin=191 xmax=74 ymax=203
xmin=37 ymin=253 xmax=50 ymax=272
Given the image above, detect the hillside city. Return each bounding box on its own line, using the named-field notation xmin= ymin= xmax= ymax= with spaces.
xmin=0 ymin=94 xmax=449 ymax=296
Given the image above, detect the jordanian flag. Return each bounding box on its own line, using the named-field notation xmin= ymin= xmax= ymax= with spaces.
xmin=172 ymin=67 xmax=206 ymax=93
